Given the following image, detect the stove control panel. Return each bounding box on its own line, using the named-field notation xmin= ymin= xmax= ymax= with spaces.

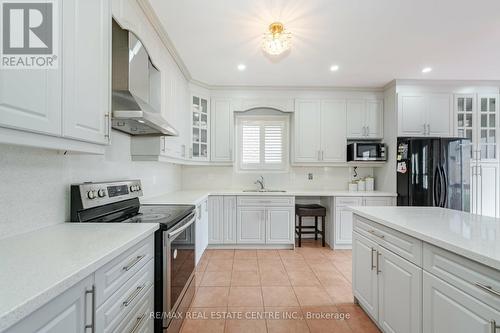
xmin=71 ymin=180 xmax=143 ymax=210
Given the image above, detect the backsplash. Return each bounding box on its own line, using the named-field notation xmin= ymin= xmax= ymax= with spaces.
xmin=0 ymin=131 xmax=182 ymax=239
xmin=181 ymin=165 xmax=374 ymax=190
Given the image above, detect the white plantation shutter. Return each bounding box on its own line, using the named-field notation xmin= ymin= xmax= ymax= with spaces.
xmin=237 ymin=116 xmax=288 ymax=171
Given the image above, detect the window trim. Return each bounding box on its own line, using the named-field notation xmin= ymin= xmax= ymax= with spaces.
xmin=235 ymin=114 xmax=289 ymax=173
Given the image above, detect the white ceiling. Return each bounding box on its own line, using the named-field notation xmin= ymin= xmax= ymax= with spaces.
xmin=149 ymin=0 xmax=500 ymax=88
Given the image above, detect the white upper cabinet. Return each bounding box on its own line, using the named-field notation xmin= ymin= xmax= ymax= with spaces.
xmin=321 ymin=99 xmax=347 ymax=162
xmin=293 ymin=99 xmax=322 ymax=163
xmin=0 ymin=0 xmax=111 ymax=151
xmin=347 ymin=99 xmax=383 ymax=139
xmin=398 ymin=93 xmax=453 ymax=137
xmin=62 ymin=0 xmax=111 ymax=144
xmin=191 ymin=94 xmax=210 ymax=160
xmin=293 ymin=99 xmax=346 ymax=164
xmin=211 ymin=98 xmax=234 ymax=163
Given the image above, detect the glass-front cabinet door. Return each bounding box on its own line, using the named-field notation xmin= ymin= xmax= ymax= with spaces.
xmin=456 ymin=94 xmax=474 ymax=141
xmin=191 ymin=94 xmax=209 ymax=160
xmin=477 ymin=94 xmax=498 ymax=162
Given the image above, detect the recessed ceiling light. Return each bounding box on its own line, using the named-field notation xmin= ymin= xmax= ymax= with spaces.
xmin=422 ymin=67 xmax=433 ymax=73
xmin=237 ymin=64 xmax=246 ymax=71
xmin=330 ymin=65 xmax=339 ymax=72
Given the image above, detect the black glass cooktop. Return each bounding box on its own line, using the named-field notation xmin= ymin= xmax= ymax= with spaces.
xmin=128 ymin=204 xmax=195 ymax=230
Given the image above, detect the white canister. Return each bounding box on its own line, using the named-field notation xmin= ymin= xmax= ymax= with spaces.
xmin=348 ymin=182 xmax=358 ymax=192
xmin=365 ymin=177 xmax=374 ymax=191
xmin=357 ymin=179 xmax=366 ymax=191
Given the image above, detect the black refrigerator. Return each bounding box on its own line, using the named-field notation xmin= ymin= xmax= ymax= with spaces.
xmin=396 ymin=137 xmax=472 ymax=212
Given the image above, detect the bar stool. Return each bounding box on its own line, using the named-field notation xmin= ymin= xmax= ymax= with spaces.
xmin=295 ymin=204 xmax=327 ymax=247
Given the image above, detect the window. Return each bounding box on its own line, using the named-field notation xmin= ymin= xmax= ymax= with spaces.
xmin=236 ymin=115 xmax=289 ymax=171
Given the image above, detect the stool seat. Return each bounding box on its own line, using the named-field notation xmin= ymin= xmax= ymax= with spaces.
xmin=295 ymin=204 xmax=327 ymax=247
xmin=295 ymin=204 xmax=327 ymax=216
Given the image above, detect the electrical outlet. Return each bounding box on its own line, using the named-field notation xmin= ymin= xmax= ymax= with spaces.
xmin=308 ymin=173 xmax=313 ymax=180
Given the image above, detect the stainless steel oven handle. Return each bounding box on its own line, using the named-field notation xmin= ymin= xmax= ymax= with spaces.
xmin=168 ymin=214 xmax=196 ymax=239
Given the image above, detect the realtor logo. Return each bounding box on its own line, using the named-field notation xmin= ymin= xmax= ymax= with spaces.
xmin=1 ymin=0 xmax=58 ymax=69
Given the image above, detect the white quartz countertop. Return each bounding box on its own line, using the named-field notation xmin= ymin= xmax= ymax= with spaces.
xmin=0 ymin=223 xmax=159 ymax=332
xmin=351 ymin=206 xmax=500 ymax=271
xmin=142 ymin=190 xmax=397 ymax=206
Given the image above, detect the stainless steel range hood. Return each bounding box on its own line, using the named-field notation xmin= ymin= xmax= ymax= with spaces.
xmin=112 ymin=20 xmax=178 ymax=136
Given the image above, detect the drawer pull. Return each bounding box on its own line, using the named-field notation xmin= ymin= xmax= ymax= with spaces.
xmin=371 ymin=248 xmax=376 ymax=270
xmin=123 ymin=284 xmax=146 ymax=307
xmin=475 ymin=282 xmax=500 ymax=297
xmin=368 ymin=230 xmax=385 ymax=239
xmin=129 ymin=313 xmax=147 ymax=333
xmin=123 ymin=255 xmax=145 ymax=272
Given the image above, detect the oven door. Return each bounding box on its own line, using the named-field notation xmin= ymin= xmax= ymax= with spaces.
xmin=163 ymin=213 xmax=196 ymax=330
xmin=355 ymin=143 xmax=384 ymax=161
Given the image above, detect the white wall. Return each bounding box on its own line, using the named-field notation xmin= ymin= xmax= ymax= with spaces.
xmin=0 ymin=131 xmax=182 ymax=239
xmin=181 ymin=165 xmax=373 ymax=190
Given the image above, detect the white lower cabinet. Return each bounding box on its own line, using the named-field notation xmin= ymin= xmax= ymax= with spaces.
xmin=352 ymin=232 xmax=379 ymax=320
xmin=333 ymin=196 xmax=394 ymax=249
xmin=353 ymin=229 xmax=423 ymax=333
xmin=237 ymin=207 xmax=266 ymax=244
xmin=195 ymin=198 xmax=209 ymax=264
xmin=378 ymin=246 xmax=422 ymax=333
xmin=223 ymin=196 xmax=237 ymax=243
xmin=5 ymin=236 xmax=155 ymax=333
xmin=6 ymin=275 xmax=93 ymax=333
xmin=266 ymin=207 xmax=295 ymax=244
xmin=423 ymin=271 xmax=500 ymax=333
xmin=208 ymin=196 xmax=237 ymax=244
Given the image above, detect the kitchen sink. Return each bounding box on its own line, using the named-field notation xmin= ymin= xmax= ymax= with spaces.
xmin=242 ymin=189 xmax=287 ymax=193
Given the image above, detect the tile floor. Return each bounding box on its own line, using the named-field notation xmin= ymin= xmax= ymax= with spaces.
xmin=180 ymin=240 xmax=381 ymax=333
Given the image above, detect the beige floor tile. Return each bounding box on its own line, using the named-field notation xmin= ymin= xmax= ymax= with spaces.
xmin=262 ymin=286 xmax=299 ymax=307
xmin=302 ymin=306 xmax=352 ymax=333
xmin=258 ymin=258 xmax=285 ymax=272
xmin=287 ymin=269 xmax=321 ymax=286
xmin=260 ymin=268 xmax=291 ymax=286
xmin=256 ymin=249 xmax=280 ymax=259
xmin=228 ymin=286 xmax=263 ymax=307
xmin=233 ymin=258 xmax=259 ymax=271
xmin=314 ymin=270 xmax=351 ymax=288
xmin=209 ymin=249 xmax=235 ymax=259
xmin=283 ymin=258 xmax=310 ymax=272
xmin=225 ymin=307 xmax=267 ymax=333
xmin=200 ymin=271 xmax=232 ymax=287
xmin=337 ymin=304 xmax=381 ymax=333
xmin=181 ymin=307 xmax=226 ymax=333
xmin=231 ymin=270 xmax=261 ymax=286
xmin=234 ymin=250 xmax=257 ymax=259
xmin=206 ymin=259 xmax=233 ymax=272
xmin=266 ymin=307 xmax=309 ymax=333
xmin=191 ymin=287 xmax=229 ymax=307
xmin=293 ymin=286 xmax=333 ymax=307
xmin=278 ymin=249 xmax=304 ymax=260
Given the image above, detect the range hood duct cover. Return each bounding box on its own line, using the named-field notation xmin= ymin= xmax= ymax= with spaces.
xmin=111 ymin=20 xmax=178 ymax=136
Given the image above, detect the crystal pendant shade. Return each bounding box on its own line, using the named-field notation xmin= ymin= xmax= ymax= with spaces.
xmin=262 ymin=22 xmax=291 ymax=56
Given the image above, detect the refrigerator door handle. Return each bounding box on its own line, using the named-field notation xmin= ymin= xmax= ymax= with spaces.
xmin=433 ymin=167 xmax=441 ymax=207
xmin=440 ymin=166 xmax=448 ymax=208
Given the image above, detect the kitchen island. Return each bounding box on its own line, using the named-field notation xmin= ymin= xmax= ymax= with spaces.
xmin=350 ymin=206 xmax=500 ymax=333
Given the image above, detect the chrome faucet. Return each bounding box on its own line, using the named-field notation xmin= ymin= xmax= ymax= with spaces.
xmin=254 ymin=176 xmax=265 ymax=191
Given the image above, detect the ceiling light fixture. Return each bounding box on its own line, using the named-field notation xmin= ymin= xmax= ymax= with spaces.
xmin=262 ymin=22 xmax=291 ymax=56
xmin=330 ymin=65 xmax=339 ymax=72
xmin=237 ymin=64 xmax=246 ymax=71
xmin=422 ymin=67 xmax=433 ymax=73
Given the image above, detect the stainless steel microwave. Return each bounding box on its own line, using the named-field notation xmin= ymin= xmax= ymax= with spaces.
xmin=347 ymin=142 xmax=387 ymax=161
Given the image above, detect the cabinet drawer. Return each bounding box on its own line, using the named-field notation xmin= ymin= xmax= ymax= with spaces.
xmin=353 ymin=215 xmax=422 ymax=266
xmin=112 ymin=285 xmax=154 ymax=333
xmin=95 ymin=235 xmax=154 ymax=306
xmin=423 ymin=243 xmax=500 ymax=311
xmin=237 ymin=196 xmax=294 ymax=207
xmin=335 ymin=197 xmax=363 ymax=207
xmin=96 ymin=259 xmax=154 ymax=333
